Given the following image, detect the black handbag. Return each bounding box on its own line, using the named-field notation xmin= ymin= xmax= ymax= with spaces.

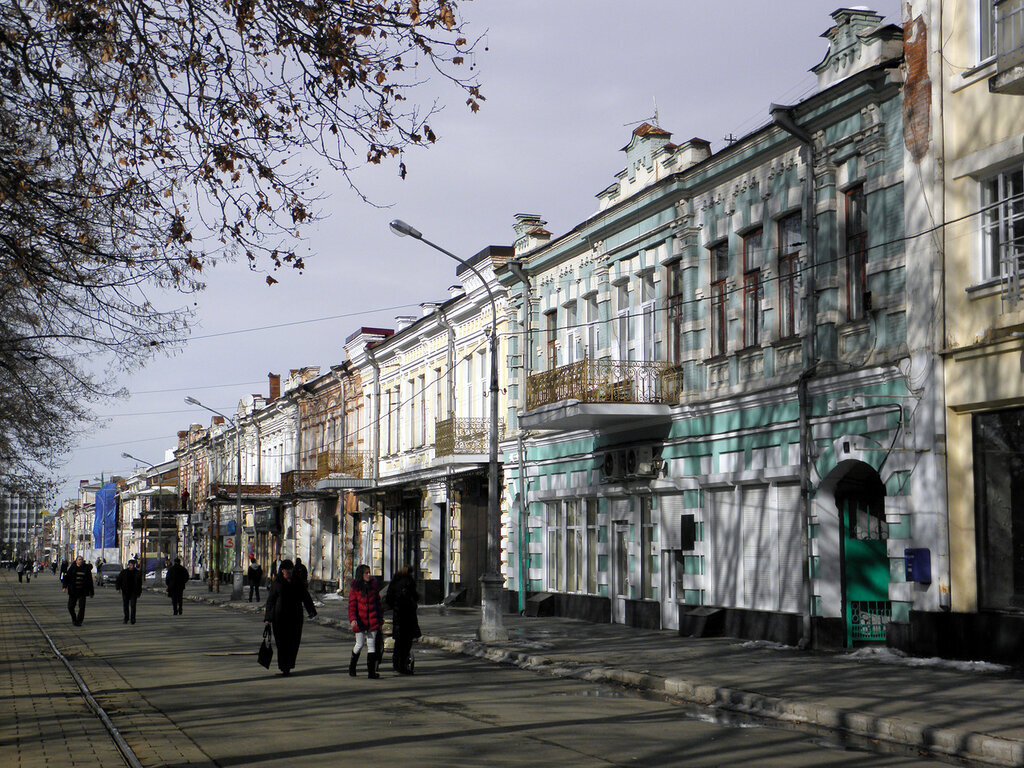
xmin=258 ymin=626 xmax=273 ymax=669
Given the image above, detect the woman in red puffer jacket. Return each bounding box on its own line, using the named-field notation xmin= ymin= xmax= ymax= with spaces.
xmin=348 ymin=564 xmax=383 ymax=678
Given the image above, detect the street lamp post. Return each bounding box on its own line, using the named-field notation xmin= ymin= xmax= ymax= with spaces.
xmin=122 ymin=452 xmax=159 ymax=583
xmin=185 ymin=397 xmax=245 ymax=601
xmin=390 ymin=219 xmax=508 ymax=642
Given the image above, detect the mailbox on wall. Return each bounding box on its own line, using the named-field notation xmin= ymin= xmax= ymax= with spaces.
xmin=904 ymin=548 xmax=932 ymax=584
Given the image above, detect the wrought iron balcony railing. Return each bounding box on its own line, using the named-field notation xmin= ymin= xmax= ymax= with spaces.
xmin=525 ymin=359 xmax=677 ymax=411
xmin=435 ymin=417 xmax=506 ymax=457
xmin=315 ymin=450 xmax=370 ymax=479
xmin=280 ymin=470 xmax=317 ymax=495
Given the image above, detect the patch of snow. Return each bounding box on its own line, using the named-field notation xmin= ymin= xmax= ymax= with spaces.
xmin=319 ymin=592 xmax=345 ymax=601
xmin=736 ymin=640 xmax=798 ymax=652
xmin=845 ymin=646 xmax=1009 ymax=674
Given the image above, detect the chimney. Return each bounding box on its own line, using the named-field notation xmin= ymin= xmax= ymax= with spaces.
xmin=268 ymin=372 xmax=281 ymax=400
xmin=395 ymin=315 xmax=417 ymax=331
xmin=212 ymin=415 xmax=225 ymax=426
xmin=178 ymin=430 xmax=188 ymax=450
xmin=513 ymin=213 xmax=552 ymax=256
xmin=448 ymin=284 xmax=464 ymax=299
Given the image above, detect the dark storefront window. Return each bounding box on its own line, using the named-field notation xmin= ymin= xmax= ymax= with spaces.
xmin=974 ymin=406 xmax=1024 ymax=610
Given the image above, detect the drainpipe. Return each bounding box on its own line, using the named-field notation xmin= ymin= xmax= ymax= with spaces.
xmin=507 ymin=258 xmax=532 ymax=614
xmin=367 ymin=348 xmax=381 ymax=572
xmin=771 ymin=104 xmax=818 ymax=650
xmin=435 ymin=309 xmax=457 ymax=599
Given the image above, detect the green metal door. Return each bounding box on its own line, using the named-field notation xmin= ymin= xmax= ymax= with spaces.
xmin=840 ymin=496 xmax=890 ymax=645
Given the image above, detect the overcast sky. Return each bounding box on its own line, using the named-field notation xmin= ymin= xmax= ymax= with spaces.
xmin=59 ymin=1 xmax=903 ymax=505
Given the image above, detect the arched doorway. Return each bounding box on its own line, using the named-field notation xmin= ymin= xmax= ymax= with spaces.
xmin=835 ymin=462 xmax=889 ymax=645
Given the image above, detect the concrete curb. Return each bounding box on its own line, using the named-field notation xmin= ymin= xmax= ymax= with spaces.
xmin=160 ymin=588 xmax=1024 ymax=767
xmin=416 ymin=633 xmax=1024 ymax=768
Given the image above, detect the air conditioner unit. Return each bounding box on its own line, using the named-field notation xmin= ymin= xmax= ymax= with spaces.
xmin=600 ymin=451 xmax=625 ymax=483
xmin=626 ymin=446 xmax=661 ymax=478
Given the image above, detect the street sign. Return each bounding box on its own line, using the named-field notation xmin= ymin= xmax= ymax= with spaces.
xmin=224 ymin=537 xmax=235 ymax=549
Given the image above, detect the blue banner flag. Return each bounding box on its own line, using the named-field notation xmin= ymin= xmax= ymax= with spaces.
xmin=92 ymin=482 xmax=117 ymax=549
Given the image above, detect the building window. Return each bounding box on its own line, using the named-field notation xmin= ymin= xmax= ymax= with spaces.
xmin=667 ymin=261 xmax=684 ymax=364
xmin=980 ymin=0 xmax=996 ymax=61
xmin=545 ymin=310 xmax=558 ymax=370
xmin=742 ymin=228 xmax=763 ymax=348
xmin=710 ymin=241 xmax=729 ymax=357
xmin=545 ymin=502 xmax=564 ymax=591
xmin=640 ymin=497 xmax=655 ymax=600
xmin=778 ymin=213 xmax=801 ymax=338
xmin=615 ymin=281 xmax=634 ymax=361
xmin=845 ymin=185 xmax=868 ymax=321
xmin=586 ymin=498 xmax=599 ymax=594
xmin=584 ymin=294 xmax=600 ymax=359
xmin=566 ymin=499 xmax=582 ymax=592
xmin=564 ymin=302 xmax=581 ymax=363
xmin=546 ymin=498 xmax=599 ymax=594
xmin=981 ymin=167 xmax=1024 ymax=283
xmin=641 ymin=272 xmax=657 ymax=360
xmin=973 ymin=406 xmax=1024 ymax=610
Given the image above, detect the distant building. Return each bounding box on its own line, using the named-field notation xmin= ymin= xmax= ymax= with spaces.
xmin=1 ymin=490 xmax=45 ymax=559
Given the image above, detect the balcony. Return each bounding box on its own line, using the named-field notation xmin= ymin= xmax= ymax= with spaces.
xmin=279 ymin=471 xmax=317 ymax=496
xmin=435 ymin=417 xmax=507 ymax=458
xmin=316 ymin=450 xmax=370 ymax=480
xmin=521 ymin=359 xmax=676 ymax=431
xmin=992 ymin=0 xmax=1024 ymax=94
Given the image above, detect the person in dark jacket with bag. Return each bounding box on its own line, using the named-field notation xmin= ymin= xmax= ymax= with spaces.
xmin=348 ymin=564 xmax=383 ymax=679
xmin=165 ymin=557 xmax=190 ymax=615
xmin=385 ymin=565 xmax=421 ymax=675
xmin=263 ymin=559 xmax=317 ymax=676
xmin=115 ymin=559 xmax=144 ymax=624
xmin=61 ymin=555 xmax=94 ymax=626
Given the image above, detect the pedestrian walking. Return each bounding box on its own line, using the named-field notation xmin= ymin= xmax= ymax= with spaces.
xmin=293 ymin=557 xmax=308 ymax=590
xmin=247 ymin=558 xmax=264 ymax=602
xmin=16 ymin=559 xmax=25 ymax=582
xmin=385 ymin=565 xmax=421 ymax=675
xmin=165 ymin=557 xmax=190 ymax=615
xmin=115 ymin=559 xmax=143 ymax=624
xmin=95 ymin=557 xmax=105 ymax=587
xmin=270 ymin=556 xmax=283 ymax=580
xmin=348 ymin=564 xmax=383 ymax=679
xmin=62 ymin=555 xmax=94 ymax=626
xmin=59 ymin=558 xmax=69 ymax=581
xmin=263 ymin=559 xmax=317 ymax=676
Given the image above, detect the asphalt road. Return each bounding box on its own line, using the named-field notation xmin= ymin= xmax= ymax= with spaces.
xmin=4 ymin=574 xmax=964 ymax=768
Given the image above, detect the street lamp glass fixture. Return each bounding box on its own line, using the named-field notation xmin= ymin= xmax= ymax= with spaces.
xmin=389 ymin=219 xmax=422 ymax=239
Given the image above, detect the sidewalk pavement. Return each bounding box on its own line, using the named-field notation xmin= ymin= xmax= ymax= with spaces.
xmin=160 ymin=578 xmax=1024 ymax=766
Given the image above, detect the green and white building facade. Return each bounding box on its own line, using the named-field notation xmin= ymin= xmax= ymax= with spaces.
xmin=500 ymin=9 xmax=948 ymax=649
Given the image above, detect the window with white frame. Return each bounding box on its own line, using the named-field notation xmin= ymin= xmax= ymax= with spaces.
xmin=546 ymin=498 xmax=600 ymax=594
xmin=981 ymin=166 xmax=1024 ymax=284
xmin=564 ymin=302 xmax=581 ymax=363
xmin=586 ymin=498 xmax=599 ymax=593
xmin=545 ymin=501 xmax=564 ymax=591
xmin=640 ymin=271 xmax=657 ymax=360
xmin=585 ymin=294 xmax=601 ymax=359
xmin=640 ymin=497 xmax=656 ymax=600
xmin=615 ymin=281 xmax=635 ymax=361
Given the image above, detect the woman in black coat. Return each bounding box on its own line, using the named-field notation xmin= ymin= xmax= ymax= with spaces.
xmin=263 ymin=559 xmax=317 ymax=676
xmin=384 ymin=565 xmax=421 ymax=675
